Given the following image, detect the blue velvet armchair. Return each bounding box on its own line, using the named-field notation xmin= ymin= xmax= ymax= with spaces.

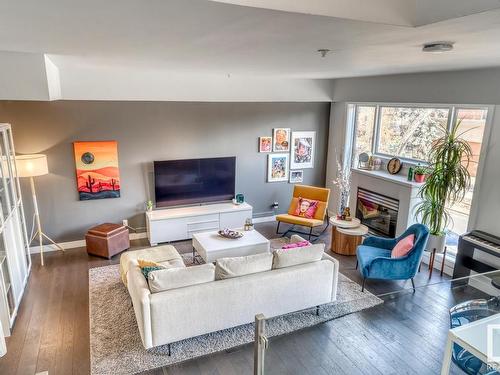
xmin=356 ymin=224 xmax=430 ymax=292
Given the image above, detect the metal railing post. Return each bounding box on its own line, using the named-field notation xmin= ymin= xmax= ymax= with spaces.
xmin=254 ymin=314 xmax=268 ymax=375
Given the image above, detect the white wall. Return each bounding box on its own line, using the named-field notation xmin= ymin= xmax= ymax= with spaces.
xmin=57 ymin=63 xmax=331 ymax=102
xmin=329 ymin=67 xmax=500 ymax=236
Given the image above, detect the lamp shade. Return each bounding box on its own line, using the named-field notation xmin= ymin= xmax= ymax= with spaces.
xmin=15 ymin=154 xmax=49 ymax=177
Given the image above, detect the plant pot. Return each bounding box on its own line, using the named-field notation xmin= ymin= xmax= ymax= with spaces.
xmin=414 ymin=173 xmax=426 ymax=183
xmin=426 ymin=233 xmax=446 ymax=254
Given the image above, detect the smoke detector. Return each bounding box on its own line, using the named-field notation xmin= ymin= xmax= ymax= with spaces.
xmin=422 ymin=42 xmax=454 ymax=53
xmin=317 ymin=49 xmax=331 ymax=58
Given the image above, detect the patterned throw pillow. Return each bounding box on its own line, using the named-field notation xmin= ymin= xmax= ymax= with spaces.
xmin=141 ymin=266 xmax=164 ymax=280
xmin=137 ymin=259 xmax=166 ymax=279
xmin=293 ymin=197 xmax=319 ymax=219
xmin=281 ymin=240 xmax=312 ymax=250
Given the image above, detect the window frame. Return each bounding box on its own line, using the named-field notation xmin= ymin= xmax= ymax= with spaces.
xmin=349 ymin=102 xmax=491 ymax=167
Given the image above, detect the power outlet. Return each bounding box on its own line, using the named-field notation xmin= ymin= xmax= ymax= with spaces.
xmin=271 ymin=202 xmax=279 ymax=209
xmin=122 ymin=219 xmax=128 ymax=227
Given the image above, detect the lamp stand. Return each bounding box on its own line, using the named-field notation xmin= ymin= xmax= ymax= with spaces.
xmin=28 ymin=176 xmax=64 ymax=266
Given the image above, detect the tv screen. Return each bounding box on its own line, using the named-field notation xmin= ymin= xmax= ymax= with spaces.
xmin=154 ymin=157 xmax=236 ymax=208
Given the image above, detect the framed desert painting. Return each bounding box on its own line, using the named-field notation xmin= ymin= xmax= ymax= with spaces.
xmin=291 ymin=131 xmax=315 ymax=169
xmin=73 ymin=141 xmax=121 ymax=200
xmin=267 ymin=153 xmax=289 ymax=182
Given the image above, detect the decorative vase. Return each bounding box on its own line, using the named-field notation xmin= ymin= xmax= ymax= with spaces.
xmin=414 ymin=174 xmax=426 ymax=183
xmin=339 ymin=190 xmax=349 ymax=217
xmin=427 ymin=233 xmax=446 ymax=254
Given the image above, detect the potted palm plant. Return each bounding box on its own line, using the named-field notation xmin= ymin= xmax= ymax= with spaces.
xmin=415 ymin=119 xmax=473 ymax=253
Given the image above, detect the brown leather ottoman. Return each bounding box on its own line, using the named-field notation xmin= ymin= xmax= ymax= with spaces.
xmin=85 ymin=223 xmax=130 ymax=259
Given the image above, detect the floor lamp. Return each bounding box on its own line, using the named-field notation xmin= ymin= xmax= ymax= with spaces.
xmin=15 ymin=154 xmax=64 ymax=266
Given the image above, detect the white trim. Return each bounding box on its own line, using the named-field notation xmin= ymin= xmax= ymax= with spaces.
xmin=29 ymin=231 xmax=148 ymax=254
xmin=252 ymin=215 xmax=276 ymax=224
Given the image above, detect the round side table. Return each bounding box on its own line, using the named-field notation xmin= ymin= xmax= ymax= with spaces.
xmin=330 ymin=217 xmax=368 ymax=255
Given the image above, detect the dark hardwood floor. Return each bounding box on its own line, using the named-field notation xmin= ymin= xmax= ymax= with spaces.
xmin=0 ymin=221 xmax=478 ymax=375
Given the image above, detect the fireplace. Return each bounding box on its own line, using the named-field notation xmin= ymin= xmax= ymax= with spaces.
xmin=356 ymin=188 xmax=399 ymax=238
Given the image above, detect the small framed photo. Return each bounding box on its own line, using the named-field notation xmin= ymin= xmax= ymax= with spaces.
xmin=259 ymin=136 xmax=272 ymax=153
xmin=267 ymin=153 xmax=289 ymax=182
xmin=289 ymin=170 xmax=303 ymax=183
xmin=291 ymin=131 xmax=315 ymax=169
xmin=273 ymin=128 xmax=291 ymax=152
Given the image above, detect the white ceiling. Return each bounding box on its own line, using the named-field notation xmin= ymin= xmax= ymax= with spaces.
xmin=1 ymin=0 xmax=500 ymax=100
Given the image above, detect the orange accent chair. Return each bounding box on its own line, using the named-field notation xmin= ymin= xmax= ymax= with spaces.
xmin=276 ymin=184 xmax=331 ymax=240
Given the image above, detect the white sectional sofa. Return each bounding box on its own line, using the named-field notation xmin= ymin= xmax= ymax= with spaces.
xmin=126 ymin=236 xmax=339 ymax=349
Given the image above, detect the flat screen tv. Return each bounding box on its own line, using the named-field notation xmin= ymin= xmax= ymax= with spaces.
xmin=154 ymin=157 xmax=236 ymax=208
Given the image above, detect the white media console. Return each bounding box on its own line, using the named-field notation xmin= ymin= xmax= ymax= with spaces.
xmin=146 ymin=202 xmax=253 ymax=245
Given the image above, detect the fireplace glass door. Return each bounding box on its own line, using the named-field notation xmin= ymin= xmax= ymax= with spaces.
xmin=356 ymin=188 xmax=399 ymax=238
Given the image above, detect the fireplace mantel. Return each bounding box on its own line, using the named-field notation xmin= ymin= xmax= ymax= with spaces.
xmin=352 ymin=168 xmax=424 ymax=189
xmin=349 ymin=168 xmax=423 ymax=237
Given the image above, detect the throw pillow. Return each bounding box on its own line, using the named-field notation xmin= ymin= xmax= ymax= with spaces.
xmin=137 ymin=258 xmax=164 ymax=268
xmin=141 ymin=265 xmax=165 ymax=280
xmin=148 ymin=263 xmax=215 ymax=293
xmin=215 ymin=253 xmax=273 ymax=280
xmin=281 ymin=240 xmax=312 ymax=250
xmin=272 ymin=243 xmax=324 ymax=269
xmin=293 ymin=197 xmax=319 ymax=219
xmin=391 ymin=234 xmax=415 ymax=258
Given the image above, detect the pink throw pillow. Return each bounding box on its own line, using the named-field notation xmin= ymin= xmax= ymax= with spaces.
xmin=391 ymin=234 xmax=415 ymax=258
xmin=293 ymin=197 xmax=319 ymax=219
xmin=282 ymin=240 xmax=312 ymax=250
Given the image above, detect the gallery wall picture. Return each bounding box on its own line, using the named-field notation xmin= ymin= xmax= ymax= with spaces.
xmin=73 ymin=141 xmax=121 ymax=200
xmin=272 ymin=128 xmax=290 ymax=152
xmin=291 ymin=131 xmax=315 ymax=169
xmin=259 ymin=136 xmax=272 ymax=152
xmin=267 ymin=153 xmax=289 ymax=182
xmin=289 ymin=170 xmax=304 ymax=183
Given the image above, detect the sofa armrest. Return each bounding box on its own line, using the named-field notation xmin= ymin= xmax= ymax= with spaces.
xmin=127 ymin=261 xmax=154 ymax=349
xmin=321 ymin=253 xmax=339 ymax=302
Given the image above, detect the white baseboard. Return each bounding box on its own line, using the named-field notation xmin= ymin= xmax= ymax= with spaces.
xmin=252 ymin=215 xmax=276 ymax=224
xmin=29 ymin=231 xmax=148 ymax=254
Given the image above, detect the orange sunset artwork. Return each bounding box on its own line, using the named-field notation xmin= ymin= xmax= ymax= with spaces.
xmin=73 ymin=141 xmax=121 ymax=200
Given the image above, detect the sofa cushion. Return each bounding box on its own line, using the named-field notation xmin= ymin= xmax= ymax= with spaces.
xmin=119 ymin=244 xmax=183 ymax=286
xmin=148 ymin=263 xmax=215 ymax=293
xmin=272 ymin=243 xmax=324 ymax=269
xmin=215 ymin=253 xmax=273 ymax=280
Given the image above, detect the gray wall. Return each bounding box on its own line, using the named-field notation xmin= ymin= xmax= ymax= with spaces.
xmin=329 ymin=67 xmax=500 ymax=236
xmin=0 ymin=101 xmax=330 ymax=242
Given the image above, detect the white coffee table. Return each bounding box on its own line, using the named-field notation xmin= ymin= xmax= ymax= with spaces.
xmin=192 ymin=229 xmax=270 ymax=263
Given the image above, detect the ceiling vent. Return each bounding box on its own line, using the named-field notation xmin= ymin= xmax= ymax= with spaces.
xmin=422 ymin=42 xmax=454 ymax=53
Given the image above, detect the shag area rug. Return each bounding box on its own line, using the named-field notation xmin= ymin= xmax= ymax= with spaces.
xmin=89 ymin=252 xmax=382 ymax=375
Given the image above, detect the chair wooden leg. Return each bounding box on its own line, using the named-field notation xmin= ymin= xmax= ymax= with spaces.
xmin=440 ymin=246 xmax=447 ymax=277
xmin=361 ymin=278 xmax=366 ymax=292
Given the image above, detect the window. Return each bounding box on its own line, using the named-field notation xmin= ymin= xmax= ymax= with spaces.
xmin=376 ymin=106 xmax=449 ymax=161
xmin=353 ymin=106 xmax=376 ymax=164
